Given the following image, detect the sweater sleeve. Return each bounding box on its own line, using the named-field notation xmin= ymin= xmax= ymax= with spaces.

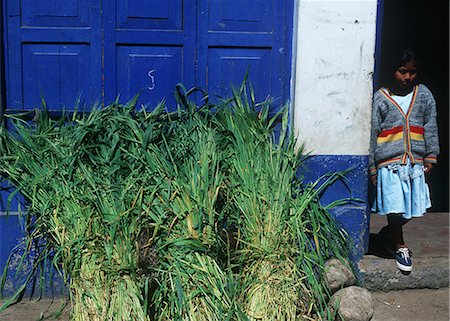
xmin=368 ymin=92 xmax=381 ymax=176
xmin=422 ymin=86 xmax=440 ymax=163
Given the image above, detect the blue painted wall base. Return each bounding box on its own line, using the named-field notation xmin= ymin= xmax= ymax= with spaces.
xmin=302 ymin=155 xmax=370 ymax=264
xmin=1 ymin=181 xmax=67 ymax=297
xmin=0 ymin=214 xmax=68 ymax=298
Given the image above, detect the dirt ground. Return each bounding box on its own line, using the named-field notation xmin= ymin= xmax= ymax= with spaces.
xmin=371 ymin=288 xmax=449 ymax=321
xmin=0 ymin=298 xmax=71 ymax=321
xmin=1 ymin=288 xmax=448 ymax=321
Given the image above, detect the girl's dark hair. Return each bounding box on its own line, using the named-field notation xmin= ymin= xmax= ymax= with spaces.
xmin=379 ymin=47 xmax=420 ymax=88
xmin=389 ymin=48 xmax=417 ymax=71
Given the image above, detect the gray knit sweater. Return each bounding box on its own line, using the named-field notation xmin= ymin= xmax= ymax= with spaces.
xmin=369 ymin=84 xmax=440 ymax=176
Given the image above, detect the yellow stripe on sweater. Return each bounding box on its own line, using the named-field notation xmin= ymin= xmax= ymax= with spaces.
xmin=377 ymin=132 xmax=403 ymax=144
xmin=410 ymin=132 xmax=424 ymax=141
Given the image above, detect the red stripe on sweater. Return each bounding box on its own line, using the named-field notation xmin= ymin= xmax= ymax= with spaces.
xmin=379 ymin=126 xmax=403 ymax=137
xmin=410 ymin=126 xmax=424 ymax=134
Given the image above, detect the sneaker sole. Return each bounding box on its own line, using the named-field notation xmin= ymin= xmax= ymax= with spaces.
xmin=396 ymin=261 xmax=413 ymax=272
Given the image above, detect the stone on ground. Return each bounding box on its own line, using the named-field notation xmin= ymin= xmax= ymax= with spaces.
xmin=329 ymin=286 xmax=374 ymax=321
xmin=325 ymin=258 xmax=356 ymax=294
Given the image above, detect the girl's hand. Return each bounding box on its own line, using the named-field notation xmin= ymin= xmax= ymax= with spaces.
xmin=424 ymin=162 xmax=434 ymax=174
xmin=370 ymin=174 xmax=377 ymax=186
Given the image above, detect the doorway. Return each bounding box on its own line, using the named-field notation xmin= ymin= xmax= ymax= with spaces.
xmin=376 ymin=0 xmax=449 ymax=211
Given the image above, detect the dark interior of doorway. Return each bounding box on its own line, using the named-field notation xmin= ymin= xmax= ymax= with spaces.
xmin=377 ymin=0 xmax=449 ymax=211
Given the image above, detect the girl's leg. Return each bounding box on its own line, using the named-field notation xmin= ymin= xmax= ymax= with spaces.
xmin=386 ymin=214 xmax=410 ymax=249
xmin=386 ymin=214 xmax=413 ymax=273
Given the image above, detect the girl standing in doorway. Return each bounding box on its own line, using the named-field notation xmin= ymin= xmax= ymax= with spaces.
xmin=369 ymin=48 xmax=440 ymax=273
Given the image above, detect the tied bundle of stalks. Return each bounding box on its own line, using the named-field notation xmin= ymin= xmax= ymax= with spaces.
xmin=216 ymin=92 xmax=301 ymax=320
xmin=0 ymin=101 xmax=167 ymax=320
xmin=148 ymin=95 xmax=241 ymax=320
xmin=216 ymin=85 xmax=350 ymax=320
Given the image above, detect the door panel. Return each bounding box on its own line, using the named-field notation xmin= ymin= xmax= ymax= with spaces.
xmin=198 ymin=0 xmax=290 ymax=111
xmin=4 ymin=0 xmax=101 ymax=111
xmin=21 ymin=0 xmax=90 ymax=27
xmin=208 ymin=0 xmax=273 ymax=32
xmin=116 ymin=0 xmax=183 ymax=30
xmin=22 ymin=44 xmax=97 ymax=110
xmin=116 ymin=46 xmax=183 ymax=110
xmin=207 ymin=47 xmax=271 ymax=102
xmin=104 ymin=0 xmax=195 ymax=108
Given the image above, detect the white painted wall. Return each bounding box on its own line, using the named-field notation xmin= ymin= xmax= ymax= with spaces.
xmin=293 ymin=0 xmax=378 ymax=155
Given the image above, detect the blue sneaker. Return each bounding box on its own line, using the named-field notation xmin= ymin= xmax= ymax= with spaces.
xmin=395 ymin=247 xmax=412 ymax=272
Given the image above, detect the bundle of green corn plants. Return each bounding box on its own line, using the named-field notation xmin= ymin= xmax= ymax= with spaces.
xmin=0 ymin=101 xmax=168 ymax=320
xmin=214 ymin=86 xmax=350 ymax=320
xmin=147 ymin=97 xmax=244 ymax=320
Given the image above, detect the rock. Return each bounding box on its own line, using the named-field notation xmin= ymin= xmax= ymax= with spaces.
xmin=329 ymin=286 xmax=374 ymax=321
xmin=325 ymin=258 xmax=356 ymax=294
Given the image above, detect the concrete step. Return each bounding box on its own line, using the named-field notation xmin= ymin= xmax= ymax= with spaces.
xmin=364 ymin=212 xmax=449 ymax=291
xmin=360 ymin=255 xmax=449 ymax=291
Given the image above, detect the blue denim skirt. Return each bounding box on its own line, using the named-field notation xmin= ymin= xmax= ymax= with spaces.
xmin=372 ymin=159 xmax=431 ymax=219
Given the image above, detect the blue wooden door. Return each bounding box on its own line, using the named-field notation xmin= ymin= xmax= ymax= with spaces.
xmin=2 ymin=1 xmax=292 ymax=111
xmin=3 ymin=0 xmax=102 ymax=111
